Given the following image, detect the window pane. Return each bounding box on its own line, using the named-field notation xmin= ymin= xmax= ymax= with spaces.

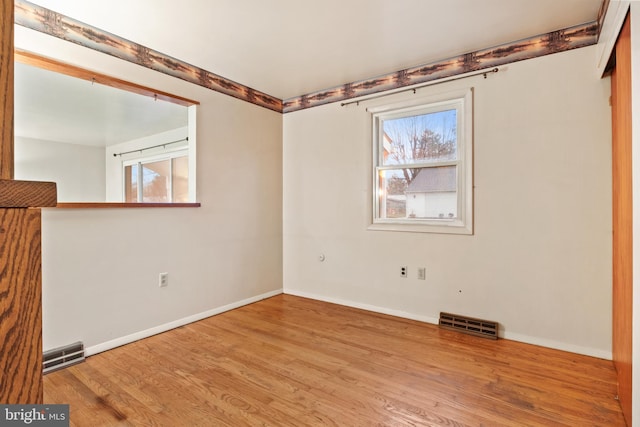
xmin=142 ymin=160 xmax=170 ymax=202
xmin=378 ymin=169 xmax=413 ymax=218
xmin=124 ymin=164 xmax=138 ymax=203
xmin=172 ymin=156 xmax=189 ymax=203
xmin=382 ymin=109 xmax=457 ymax=166
xmin=379 ymin=166 xmax=457 ymax=219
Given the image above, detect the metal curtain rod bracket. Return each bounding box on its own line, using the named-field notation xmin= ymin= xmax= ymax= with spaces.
xmin=341 ymin=67 xmax=499 ymax=107
xmin=113 ymin=137 xmax=189 ymax=157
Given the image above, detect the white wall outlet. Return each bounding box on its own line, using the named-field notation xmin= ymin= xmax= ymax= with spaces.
xmin=400 ymin=266 xmax=408 ymax=277
xmin=417 ymin=267 xmax=426 ymax=280
xmin=159 ymin=272 xmax=169 ymax=287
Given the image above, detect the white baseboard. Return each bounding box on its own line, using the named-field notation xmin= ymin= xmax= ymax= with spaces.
xmin=284 ymin=289 xmax=612 ymax=360
xmin=85 ymin=287 xmax=612 ymax=361
xmin=284 ymin=289 xmax=440 ymax=325
xmin=501 ymin=331 xmax=612 ymax=360
xmin=85 ymin=289 xmax=283 ymax=357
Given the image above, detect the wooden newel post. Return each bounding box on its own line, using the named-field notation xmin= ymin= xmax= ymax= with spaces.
xmin=0 ymin=0 xmax=57 ymax=404
xmin=1 ymin=0 xmax=13 ymax=181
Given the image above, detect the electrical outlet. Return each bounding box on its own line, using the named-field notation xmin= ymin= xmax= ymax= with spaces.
xmin=400 ymin=266 xmax=408 ymax=278
xmin=417 ymin=267 xmax=426 ymax=280
xmin=159 ymin=272 xmax=169 ymax=287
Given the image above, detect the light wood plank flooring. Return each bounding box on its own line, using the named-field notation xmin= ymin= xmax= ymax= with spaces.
xmin=44 ymin=295 xmax=626 ymax=426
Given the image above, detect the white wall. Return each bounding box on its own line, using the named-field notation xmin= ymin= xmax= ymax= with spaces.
xmin=15 ymin=26 xmax=283 ymax=353
xmin=14 ymin=136 xmax=105 ymax=202
xmin=283 ymin=45 xmax=613 ymax=358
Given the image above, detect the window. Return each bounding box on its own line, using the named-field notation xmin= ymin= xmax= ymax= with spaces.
xmin=369 ymin=88 xmax=473 ymax=234
xmin=14 ymin=53 xmax=199 ymax=205
xmin=123 ymin=150 xmax=189 ymax=203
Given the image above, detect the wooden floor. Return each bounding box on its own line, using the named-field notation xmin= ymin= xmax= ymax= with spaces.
xmin=44 ymin=295 xmax=626 ymax=426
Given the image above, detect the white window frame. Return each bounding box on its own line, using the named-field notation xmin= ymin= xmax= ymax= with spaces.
xmin=368 ymin=88 xmax=473 ymax=235
xmin=122 ymin=148 xmax=189 ymax=203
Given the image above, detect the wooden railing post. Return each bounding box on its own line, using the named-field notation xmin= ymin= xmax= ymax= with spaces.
xmin=1 ymin=0 xmax=13 ymax=180
xmin=0 ymin=0 xmax=57 ymax=404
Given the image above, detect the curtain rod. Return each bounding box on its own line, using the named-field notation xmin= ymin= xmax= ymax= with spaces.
xmin=113 ymin=137 xmax=189 ymax=157
xmin=341 ymin=67 xmax=499 ymax=107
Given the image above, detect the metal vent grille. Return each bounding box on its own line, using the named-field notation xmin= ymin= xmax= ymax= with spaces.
xmin=43 ymin=341 xmax=85 ymax=374
xmin=439 ymin=312 xmax=498 ymax=340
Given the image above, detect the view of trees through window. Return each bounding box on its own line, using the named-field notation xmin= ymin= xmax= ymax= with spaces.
xmin=379 ymin=109 xmax=458 ymax=219
xmin=124 ymin=154 xmax=189 ymax=203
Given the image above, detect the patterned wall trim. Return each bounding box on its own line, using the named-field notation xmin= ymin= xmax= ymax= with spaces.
xmin=14 ymin=0 xmax=283 ymax=113
xmin=14 ymin=0 xmax=598 ymax=115
xmin=597 ymin=0 xmax=610 ymax=39
xmin=283 ymin=21 xmax=598 ymax=113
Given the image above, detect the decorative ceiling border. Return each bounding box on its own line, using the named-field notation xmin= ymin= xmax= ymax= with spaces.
xmin=283 ymin=21 xmax=598 ymax=113
xmin=13 ymin=0 xmax=600 ymax=115
xmin=597 ymin=0 xmax=611 ymax=38
xmin=14 ymin=0 xmax=283 ymax=113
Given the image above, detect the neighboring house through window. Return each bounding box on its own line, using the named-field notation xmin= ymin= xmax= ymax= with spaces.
xmin=406 ymin=165 xmax=457 ymax=219
xmin=369 ymin=88 xmax=473 ymax=234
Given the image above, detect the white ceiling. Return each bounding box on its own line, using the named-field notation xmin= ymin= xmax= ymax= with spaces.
xmin=27 ymin=0 xmax=603 ymax=100
xmin=15 ymin=0 xmax=603 ymax=147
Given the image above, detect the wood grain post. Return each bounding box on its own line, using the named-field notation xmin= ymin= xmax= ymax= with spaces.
xmin=0 ymin=0 xmax=57 ymax=405
xmin=0 ymin=0 xmax=13 ymax=180
xmin=0 ymin=184 xmax=56 ymax=405
xmin=611 ymin=13 xmax=633 ymax=426
xmin=0 ymin=209 xmax=44 ymax=403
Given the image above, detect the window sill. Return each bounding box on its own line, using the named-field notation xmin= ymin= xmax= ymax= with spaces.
xmin=368 ymin=221 xmax=472 ymax=235
xmin=53 ymin=202 xmax=201 ymax=209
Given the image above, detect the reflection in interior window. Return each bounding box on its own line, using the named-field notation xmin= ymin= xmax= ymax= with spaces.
xmin=14 ymin=55 xmax=198 ymax=204
xmin=124 ymin=152 xmax=188 ymax=203
xmin=172 ymin=156 xmax=189 ymax=202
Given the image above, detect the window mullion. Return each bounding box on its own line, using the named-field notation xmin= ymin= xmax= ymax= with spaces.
xmin=377 ymin=160 xmax=459 ymax=171
xmin=169 ymin=159 xmax=174 ymax=203
xmin=137 ymin=162 xmax=143 ymax=202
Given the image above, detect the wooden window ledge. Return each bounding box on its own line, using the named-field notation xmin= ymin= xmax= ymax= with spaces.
xmin=54 ymin=202 xmax=201 ymax=209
